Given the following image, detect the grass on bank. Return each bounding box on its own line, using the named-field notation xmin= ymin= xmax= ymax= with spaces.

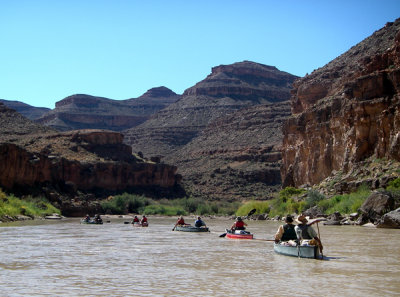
xmin=236 ymin=185 xmax=373 ymax=217
xmin=0 ymin=188 xmax=60 ymax=218
xmin=101 ymin=193 xmax=240 ymax=216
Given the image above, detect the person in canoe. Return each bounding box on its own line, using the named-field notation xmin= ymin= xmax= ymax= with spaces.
xmin=194 ymin=216 xmax=207 ymax=228
xmin=173 ymin=216 xmax=186 ymax=229
xmin=83 ymin=214 xmax=91 ymax=222
xmin=131 ymin=216 xmax=140 ymax=224
xmin=230 ymin=216 xmax=247 ymax=231
xmin=295 ymin=214 xmax=323 ymax=252
xmin=94 ymin=214 xmax=103 ymax=224
xmin=274 ymin=215 xmax=297 ymax=245
xmin=140 ymin=215 xmax=148 ymax=226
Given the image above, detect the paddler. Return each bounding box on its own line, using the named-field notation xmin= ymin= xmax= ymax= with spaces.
xmin=274 ymin=214 xmax=297 ymax=243
xmin=295 ymin=214 xmax=323 ymax=252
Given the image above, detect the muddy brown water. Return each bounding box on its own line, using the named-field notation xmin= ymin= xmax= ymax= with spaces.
xmin=1 ymin=217 xmax=399 ymax=296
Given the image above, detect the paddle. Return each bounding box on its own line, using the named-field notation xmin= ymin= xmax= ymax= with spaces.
xmin=316 ymin=221 xmax=324 ymax=260
xmin=307 ymin=218 xmax=325 ymax=259
xmin=252 ymin=238 xmax=275 ymax=242
xmin=219 ymin=208 xmax=257 ymax=237
xmin=247 ymin=208 xmax=257 ymax=217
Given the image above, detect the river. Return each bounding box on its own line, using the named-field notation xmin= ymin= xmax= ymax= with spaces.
xmin=0 ymin=216 xmax=399 ymax=297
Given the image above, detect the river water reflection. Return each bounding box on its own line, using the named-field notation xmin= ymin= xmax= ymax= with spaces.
xmin=1 ymin=217 xmax=399 ymax=296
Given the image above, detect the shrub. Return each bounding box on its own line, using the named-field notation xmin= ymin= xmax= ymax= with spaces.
xmin=279 ymin=187 xmax=306 ymax=202
xmin=143 ymin=204 xmax=187 ymax=216
xmin=101 ymin=193 xmax=150 ymax=214
xmin=317 ymin=184 xmax=370 ymax=214
xmin=387 ymin=177 xmax=400 ymax=190
xmin=305 ymin=190 xmax=325 ymax=208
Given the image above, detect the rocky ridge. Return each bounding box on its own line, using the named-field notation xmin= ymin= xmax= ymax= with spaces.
xmin=36 ymin=87 xmax=180 ymax=131
xmin=0 ymin=99 xmax=50 ymax=120
xmin=281 ymin=19 xmax=400 ymax=188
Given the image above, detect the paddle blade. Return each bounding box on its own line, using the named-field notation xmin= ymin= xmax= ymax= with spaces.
xmin=247 ymin=208 xmax=257 ymax=217
xmin=219 ymin=233 xmax=227 ymax=237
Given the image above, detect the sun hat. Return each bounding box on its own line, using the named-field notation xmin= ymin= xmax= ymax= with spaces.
xmin=296 ymin=214 xmax=308 ymax=224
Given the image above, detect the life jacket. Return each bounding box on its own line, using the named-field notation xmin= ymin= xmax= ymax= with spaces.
xmin=177 ymin=218 xmax=185 ymax=225
xmin=141 ymin=217 xmax=147 ymax=223
xmin=235 ymin=221 xmax=245 ymax=229
xmin=297 ymin=224 xmax=313 ymax=239
xmin=195 ymin=220 xmax=204 ymax=227
xmin=133 ymin=217 xmax=140 ymax=222
xmin=281 ymin=224 xmax=297 ymax=241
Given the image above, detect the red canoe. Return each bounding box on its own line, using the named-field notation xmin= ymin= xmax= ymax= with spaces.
xmin=225 ymin=230 xmax=253 ymax=239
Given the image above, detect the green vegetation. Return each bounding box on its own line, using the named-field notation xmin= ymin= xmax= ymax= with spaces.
xmin=317 ymin=185 xmax=370 ymax=214
xmin=236 ymin=187 xmax=306 ymax=217
xmin=386 ymin=177 xmax=400 ymax=198
xmin=235 ymin=201 xmax=270 ymax=217
xmin=101 ymin=193 xmax=240 ymax=216
xmin=387 ymin=177 xmax=400 ymax=191
xmin=0 ymin=188 xmax=60 ymax=219
xmin=237 ymin=185 xmax=372 ymax=217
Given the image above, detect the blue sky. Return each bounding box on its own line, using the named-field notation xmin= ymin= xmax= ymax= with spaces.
xmin=1 ymin=0 xmax=399 ymax=108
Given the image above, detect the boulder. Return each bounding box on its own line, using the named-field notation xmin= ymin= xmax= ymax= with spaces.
xmin=257 ymin=214 xmax=266 ymax=220
xmin=303 ymin=206 xmax=325 ymax=218
xmin=359 ymin=191 xmax=395 ymax=223
xmin=323 ymin=211 xmax=343 ymax=225
xmin=328 ymin=211 xmax=343 ymax=221
xmin=376 ymin=208 xmax=400 ymax=229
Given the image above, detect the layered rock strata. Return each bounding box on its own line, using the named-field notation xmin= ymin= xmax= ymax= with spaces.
xmin=124 ymin=61 xmax=298 ymax=158
xmin=164 ymin=101 xmax=291 ymax=200
xmin=282 ymin=19 xmax=400 ymax=188
xmin=0 ymin=131 xmax=179 ymax=192
xmin=36 ymin=87 xmax=180 ymax=131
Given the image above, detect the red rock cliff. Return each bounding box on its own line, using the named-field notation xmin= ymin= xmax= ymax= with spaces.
xmin=0 ymin=130 xmax=179 ymax=192
xmin=281 ymin=19 xmax=400 ymax=187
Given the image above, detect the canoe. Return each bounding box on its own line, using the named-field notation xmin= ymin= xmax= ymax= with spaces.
xmin=225 ymin=229 xmax=253 ymax=239
xmin=273 ymin=242 xmax=320 ymax=259
xmin=174 ymin=225 xmax=209 ymax=232
xmin=80 ymin=219 xmax=103 ymax=225
xmin=133 ymin=222 xmax=149 ymax=227
xmin=45 ymin=215 xmax=63 ymax=220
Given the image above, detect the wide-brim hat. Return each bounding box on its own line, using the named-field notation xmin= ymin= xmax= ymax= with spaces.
xmin=296 ymin=214 xmax=308 ymax=224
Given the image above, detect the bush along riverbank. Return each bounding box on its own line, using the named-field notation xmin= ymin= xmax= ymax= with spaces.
xmin=0 ymin=188 xmax=61 ymax=222
xmin=101 ymin=193 xmax=241 ymax=217
xmin=236 ymin=178 xmax=400 ymax=228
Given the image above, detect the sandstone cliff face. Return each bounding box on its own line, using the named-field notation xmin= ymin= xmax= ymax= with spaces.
xmin=36 ymin=87 xmax=180 ymax=131
xmin=0 ymin=127 xmax=179 ymax=190
xmin=282 ymin=19 xmax=400 ymax=188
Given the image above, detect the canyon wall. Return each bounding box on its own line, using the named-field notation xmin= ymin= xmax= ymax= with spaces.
xmin=281 ymin=19 xmax=400 ymax=188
